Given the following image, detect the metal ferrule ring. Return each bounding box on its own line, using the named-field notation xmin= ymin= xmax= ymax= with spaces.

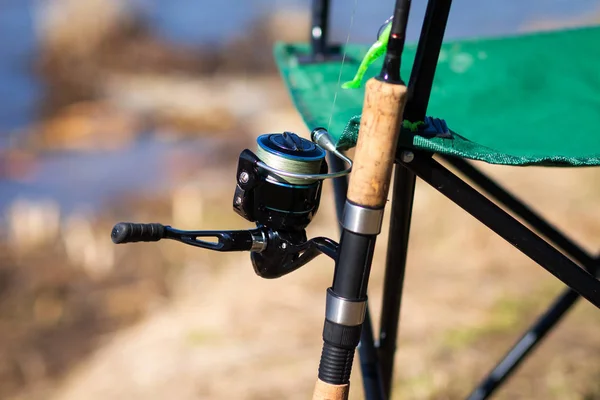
xmin=250 ymin=229 xmax=267 ymax=253
xmin=341 ymin=201 xmax=384 ymax=235
xmin=325 ymin=288 xmax=367 ymax=326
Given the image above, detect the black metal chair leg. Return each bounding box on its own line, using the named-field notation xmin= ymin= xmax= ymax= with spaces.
xmin=441 ymin=156 xmax=596 ymax=267
xmin=377 ymin=165 xmax=416 ymax=397
xmin=466 ymin=269 xmax=598 ymax=400
xmin=400 ymin=152 xmax=600 ymax=310
xmin=434 ymin=156 xmax=600 ymax=398
xmin=299 ymin=0 xmax=344 ymax=64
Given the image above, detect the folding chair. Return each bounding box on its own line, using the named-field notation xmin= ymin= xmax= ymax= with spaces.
xmin=274 ymin=0 xmax=600 ymax=398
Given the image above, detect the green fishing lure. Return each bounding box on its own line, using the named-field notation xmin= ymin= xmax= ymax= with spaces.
xmin=342 ymin=20 xmax=392 ymax=89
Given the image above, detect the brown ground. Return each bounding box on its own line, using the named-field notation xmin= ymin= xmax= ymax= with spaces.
xmin=3 ymin=160 xmax=599 ymax=400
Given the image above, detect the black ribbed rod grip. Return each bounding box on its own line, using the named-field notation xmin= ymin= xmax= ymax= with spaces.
xmin=111 ymin=222 xmax=166 ymax=244
xmin=318 ymin=342 xmax=354 ymax=384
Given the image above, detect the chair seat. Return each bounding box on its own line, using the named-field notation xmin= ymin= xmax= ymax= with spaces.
xmin=274 ymin=25 xmax=600 ymax=166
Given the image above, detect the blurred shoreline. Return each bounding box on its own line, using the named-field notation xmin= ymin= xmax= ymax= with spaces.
xmin=1 ymin=5 xmax=312 ymax=398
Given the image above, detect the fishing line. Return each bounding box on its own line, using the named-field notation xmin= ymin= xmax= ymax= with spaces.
xmin=254 ymin=130 xmax=352 ymax=185
xmin=256 ymin=144 xmax=323 ymax=185
xmin=327 ymin=0 xmax=359 ymax=131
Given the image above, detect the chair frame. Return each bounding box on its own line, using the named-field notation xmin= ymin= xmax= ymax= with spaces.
xmin=309 ymin=0 xmax=600 ymax=398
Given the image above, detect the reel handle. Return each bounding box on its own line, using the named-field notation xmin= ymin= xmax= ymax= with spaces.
xmin=111 ymin=222 xmax=165 ymax=244
xmin=110 ymin=221 xmax=338 ymax=277
xmin=167 ymin=227 xmax=260 ymax=252
xmin=111 ymin=222 xmax=266 ymax=253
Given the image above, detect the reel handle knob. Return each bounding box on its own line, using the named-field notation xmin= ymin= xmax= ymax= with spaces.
xmin=111 ymin=222 xmax=166 ymax=244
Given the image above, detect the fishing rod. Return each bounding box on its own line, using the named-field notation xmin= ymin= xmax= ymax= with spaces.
xmin=311 ymin=0 xmax=411 ymax=399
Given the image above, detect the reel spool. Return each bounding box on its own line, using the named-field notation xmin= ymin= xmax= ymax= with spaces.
xmin=233 ymin=131 xmax=328 ymax=231
xmin=255 ymin=133 xmax=325 ymax=185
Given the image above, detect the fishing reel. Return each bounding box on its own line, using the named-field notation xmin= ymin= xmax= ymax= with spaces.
xmin=111 ymin=128 xmax=351 ymax=279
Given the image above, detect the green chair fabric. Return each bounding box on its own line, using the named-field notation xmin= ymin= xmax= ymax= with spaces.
xmin=274 ymin=25 xmax=600 ymax=166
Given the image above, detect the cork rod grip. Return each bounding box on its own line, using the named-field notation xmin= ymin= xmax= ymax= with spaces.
xmin=346 ymin=77 xmax=408 ymax=208
xmin=312 ymin=379 xmax=350 ymax=400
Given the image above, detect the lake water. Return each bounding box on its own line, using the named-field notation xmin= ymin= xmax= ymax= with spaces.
xmin=142 ymin=0 xmax=597 ymax=44
xmin=0 ymin=0 xmax=597 ymax=213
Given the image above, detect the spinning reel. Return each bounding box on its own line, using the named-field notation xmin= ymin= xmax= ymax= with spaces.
xmin=111 ymin=128 xmax=351 ymax=278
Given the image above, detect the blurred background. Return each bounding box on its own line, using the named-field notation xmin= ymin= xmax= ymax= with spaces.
xmin=1 ymin=0 xmax=600 ymax=399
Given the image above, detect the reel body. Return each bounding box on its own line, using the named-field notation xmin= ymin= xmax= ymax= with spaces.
xmin=233 ymin=131 xmax=332 ymax=278
xmin=233 ymin=132 xmax=328 ymax=232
